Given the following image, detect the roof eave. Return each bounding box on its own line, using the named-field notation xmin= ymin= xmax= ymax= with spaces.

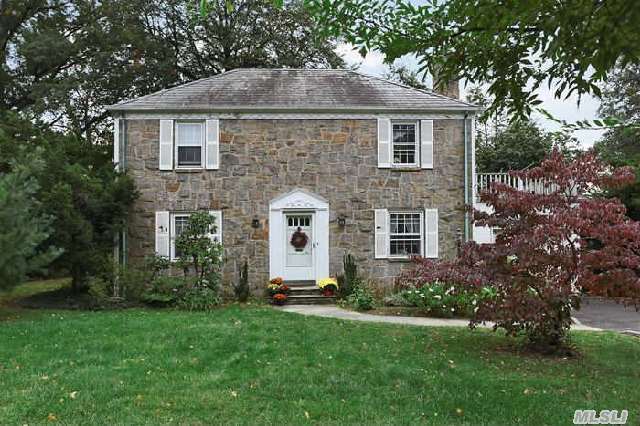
xmin=107 ymin=105 xmax=480 ymax=114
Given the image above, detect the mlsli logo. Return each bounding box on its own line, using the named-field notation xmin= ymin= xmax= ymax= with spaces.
xmin=573 ymin=410 xmax=629 ymax=425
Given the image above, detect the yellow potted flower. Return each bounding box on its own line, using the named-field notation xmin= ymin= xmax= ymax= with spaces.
xmin=317 ymin=277 xmax=338 ymax=296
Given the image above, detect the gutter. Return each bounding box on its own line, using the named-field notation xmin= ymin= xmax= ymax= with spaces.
xmin=106 ymin=105 xmax=480 ymax=114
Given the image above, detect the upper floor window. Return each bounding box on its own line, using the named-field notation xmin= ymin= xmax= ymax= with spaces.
xmin=175 ymin=122 xmax=204 ymax=168
xmin=392 ymin=122 xmax=418 ymax=166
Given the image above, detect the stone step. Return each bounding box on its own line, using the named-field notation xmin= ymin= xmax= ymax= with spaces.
xmin=287 ymin=285 xmax=321 ymax=296
xmin=284 ymin=280 xmax=316 ymax=288
xmin=286 ymin=295 xmax=336 ymax=305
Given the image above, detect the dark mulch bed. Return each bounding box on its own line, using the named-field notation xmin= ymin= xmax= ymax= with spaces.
xmin=15 ymin=287 xmax=138 ymax=310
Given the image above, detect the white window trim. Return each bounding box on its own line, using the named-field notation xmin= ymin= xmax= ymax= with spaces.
xmin=391 ymin=120 xmax=420 ymax=168
xmin=174 ymin=121 xmax=205 ymax=170
xmin=170 ymin=212 xmax=191 ymax=261
xmin=388 ymin=210 xmax=424 ymax=259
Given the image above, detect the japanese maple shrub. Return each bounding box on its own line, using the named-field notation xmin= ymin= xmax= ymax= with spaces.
xmin=410 ymin=150 xmax=640 ymax=352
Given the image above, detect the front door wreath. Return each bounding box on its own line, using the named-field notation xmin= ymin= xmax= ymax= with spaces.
xmin=290 ymin=226 xmax=309 ymax=250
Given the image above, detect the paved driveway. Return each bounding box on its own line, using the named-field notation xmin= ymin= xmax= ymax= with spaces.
xmin=574 ymin=297 xmax=640 ymax=334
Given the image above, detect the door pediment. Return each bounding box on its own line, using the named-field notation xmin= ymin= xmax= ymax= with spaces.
xmin=269 ymin=188 xmax=328 ymax=211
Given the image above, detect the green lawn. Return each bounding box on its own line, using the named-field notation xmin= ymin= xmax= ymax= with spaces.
xmin=1 ymin=281 xmax=639 ymax=425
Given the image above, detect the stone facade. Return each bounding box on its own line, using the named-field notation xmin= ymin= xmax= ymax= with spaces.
xmin=125 ymin=118 xmax=467 ymax=292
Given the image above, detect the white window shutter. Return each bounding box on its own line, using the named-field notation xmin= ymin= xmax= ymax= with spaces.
xmin=155 ymin=211 xmax=170 ymax=257
xmin=421 ymin=120 xmax=434 ymax=169
xmin=377 ymin=118 xmax=391 ymax=168
xmin=159 ymin=119 xmax=174 ymax=170
xmin=113 ymin=118 xmax=120 ymax=169
xmin=208 ymin=210 xmax=222 ymax=243
xmin=205 ymin=119 xmax=219 ymax=170
xmin=424 ymin=208 xmax=439 ymax=258
xmin=374 ymin=209 xmax=389 ymax=259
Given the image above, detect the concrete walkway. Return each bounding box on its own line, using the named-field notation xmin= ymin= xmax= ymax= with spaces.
xmin=278 ymin=305 xmax=601 ymax=331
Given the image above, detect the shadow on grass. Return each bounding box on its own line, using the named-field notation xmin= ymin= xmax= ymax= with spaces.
xmin=0 ymin=278 xmax=70 ymax=320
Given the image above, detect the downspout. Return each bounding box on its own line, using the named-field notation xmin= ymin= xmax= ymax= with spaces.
xmin=463 ymin=113 xmax=469 ymax=242
xmin=122 ymin=117 xmax=128 ymax=267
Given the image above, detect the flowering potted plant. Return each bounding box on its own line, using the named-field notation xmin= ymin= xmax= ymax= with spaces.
xmin=267 ymin=277 xmax=289 ymax=295
xmin=272 ymin=293 xmax=288 ymax=306
xmin=317 ymin=277 xmax=338 ymax=297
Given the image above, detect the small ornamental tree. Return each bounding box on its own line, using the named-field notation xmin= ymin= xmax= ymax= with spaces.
xmin=405 ymin=150 xmax=640 ymax=352
xmin=175 ymin=211 xmax=224 ymax=288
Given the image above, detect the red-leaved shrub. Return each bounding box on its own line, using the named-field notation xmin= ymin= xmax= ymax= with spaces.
xmin=404 ymin=149 xmax=640 ymax=351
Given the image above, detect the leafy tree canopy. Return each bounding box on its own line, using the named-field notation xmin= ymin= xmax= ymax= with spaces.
xmin=476 ymin=120 xmax=578 ymax=172
xmin=383 ymin=64 xmax=428 ymax=90
xmin=468 ymin=87 xmax=578 ymax=172
xmin=595 ymin=64 xmax=640 ymax=219
xmin=0 ymin=0 xmax=341 ymax=288
xmin=307 ymin=0 xmax=640 ymax=117
xmin=1 ymin=0 xmax=344 ymax=142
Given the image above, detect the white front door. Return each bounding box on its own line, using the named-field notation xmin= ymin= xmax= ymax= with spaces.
xmin=283 ymin=213 xmax=314 ymax=281
xmin=268 ymin=189 xmax=329 ymax=282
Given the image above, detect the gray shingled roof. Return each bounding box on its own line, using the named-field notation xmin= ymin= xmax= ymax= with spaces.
xmin=108 ymin=68 xmax=478 ymax=113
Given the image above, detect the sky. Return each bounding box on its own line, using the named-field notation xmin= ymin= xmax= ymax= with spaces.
xmin=336 ymin=44 xmax=606 ymax=149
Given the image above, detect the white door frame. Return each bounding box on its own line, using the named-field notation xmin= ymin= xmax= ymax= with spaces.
xmin=269 ymin=189 xmax=329 ymax=282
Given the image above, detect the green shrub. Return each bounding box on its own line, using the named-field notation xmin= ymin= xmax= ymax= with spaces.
xmin=87 ymin=276 xmax=111 ymax=303
xmin=141 ymin=274 xmax=221 ymax=310
xmin=144 ymin=255 xmax=171 ymax=280
xmin=142 ymin=275 xmax=185 ymax=306
xmin=87 ymin=254 xmax=170 ymax=304
xmin=341 ymin=253 xmax=358 ymax=297
xmin=233 ymin=260 xmax=250 ymax=303
xmin=117 ymin=267 xmax=149 ymax=301
xmin=387 ymin=282 xmax=496 ymax=318
xmin=178 ymin=283 xmax=221 ymax=311
xmin=345 ymin=279 xmax=375 ymax=311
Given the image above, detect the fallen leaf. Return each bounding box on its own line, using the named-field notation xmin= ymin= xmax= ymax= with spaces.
xmin=47 ymin=413 xmax=57 ymax=422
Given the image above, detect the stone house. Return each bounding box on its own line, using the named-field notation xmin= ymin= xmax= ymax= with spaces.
xmin=107 ymin=68 xmax=478 ymax=292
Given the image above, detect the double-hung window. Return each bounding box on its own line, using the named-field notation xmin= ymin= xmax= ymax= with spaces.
xmin=391 ymin=122 xmax=418 ymax=167
xmin=389 ymin=212 xmax=423 ymax=257
xmin=170 ymin=213 xmax=191 ymax=260
xmin=175 ymin=122 xmax=204 ymax=168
